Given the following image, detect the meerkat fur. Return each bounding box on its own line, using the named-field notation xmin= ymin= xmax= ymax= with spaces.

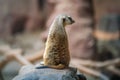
xmin=43 ymin=14 xmax=75 ymax=69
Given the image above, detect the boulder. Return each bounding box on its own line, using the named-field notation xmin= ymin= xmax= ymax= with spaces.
xmin=13 ymin=64 xmax=86 ymax=80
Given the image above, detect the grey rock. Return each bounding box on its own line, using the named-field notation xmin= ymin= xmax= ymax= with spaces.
xmin=13 ymin=64 xmax=86 ymax=80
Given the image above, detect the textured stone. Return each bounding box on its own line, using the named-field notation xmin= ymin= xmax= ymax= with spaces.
xmin=12 ymin=64 xmax=86 ymax=80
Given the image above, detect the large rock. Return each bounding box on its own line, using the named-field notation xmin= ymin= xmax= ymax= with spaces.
xmin=12 ymin=64 xmax=86 ymax=80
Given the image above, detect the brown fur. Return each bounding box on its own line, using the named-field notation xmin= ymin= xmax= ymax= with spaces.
xmin=43 ymin=14 xmax=74 ymax=69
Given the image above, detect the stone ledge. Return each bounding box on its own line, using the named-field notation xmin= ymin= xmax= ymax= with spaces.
xmin=13 ymin=64 xmax=86 ymax=80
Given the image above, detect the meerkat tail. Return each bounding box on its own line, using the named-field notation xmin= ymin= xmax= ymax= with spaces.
xmin=36 ymin=64 xmax=66 ymax=69
xmin=48 ymin=64 xmax=66 ymax=69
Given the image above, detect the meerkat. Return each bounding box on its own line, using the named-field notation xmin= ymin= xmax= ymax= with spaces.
xmin=42 ymin=14 xmax=75 ymax=69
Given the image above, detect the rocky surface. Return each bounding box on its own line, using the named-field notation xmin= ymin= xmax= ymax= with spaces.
xmin=13 ymin=64 xmax=86 ymax=80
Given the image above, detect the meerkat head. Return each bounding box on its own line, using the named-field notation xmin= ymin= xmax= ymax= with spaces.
xmin=57 ymin=14 xmax=75 ymax=27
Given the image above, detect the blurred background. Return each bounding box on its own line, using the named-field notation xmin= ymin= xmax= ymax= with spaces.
xmin=0 ymin=0 xmax=120 ymax=80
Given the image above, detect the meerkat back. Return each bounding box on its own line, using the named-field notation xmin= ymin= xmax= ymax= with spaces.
xmin=43 ymin=14 xmax=75 ymax=69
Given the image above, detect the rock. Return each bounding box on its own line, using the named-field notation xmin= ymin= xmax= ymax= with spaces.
xmin=12 ymin=64 xmax=86 ymax=80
